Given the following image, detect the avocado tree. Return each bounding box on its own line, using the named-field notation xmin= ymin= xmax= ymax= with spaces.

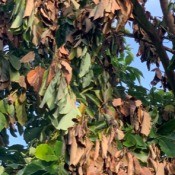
xmin=0 ymin=0 xmax=175 ymax=174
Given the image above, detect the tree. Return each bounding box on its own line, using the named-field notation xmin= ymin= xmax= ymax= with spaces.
xmin=0 ymin=0 xmax=175 ymax=174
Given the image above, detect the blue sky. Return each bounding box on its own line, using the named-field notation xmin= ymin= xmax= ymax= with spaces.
xmin=8 ymin=0 xmax=170 ymax=146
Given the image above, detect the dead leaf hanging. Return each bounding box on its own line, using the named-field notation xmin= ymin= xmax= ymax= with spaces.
xmin=27 ymin=66 xmax=45 ymax=92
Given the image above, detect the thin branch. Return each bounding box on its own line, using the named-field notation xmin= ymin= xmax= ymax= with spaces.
xmin=122 ymin=32 xmax=175 ymax=54
xmin=130 ymin=0 xmax=175 ymax=95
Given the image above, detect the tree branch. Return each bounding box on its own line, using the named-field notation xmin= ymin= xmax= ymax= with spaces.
xmin=159 ymin=0 xmax=175 ymax=36
xmin=130 ymin=0 xmax=175 ymax=95
xmin=122 ymin=32 xmax=175 ymax=54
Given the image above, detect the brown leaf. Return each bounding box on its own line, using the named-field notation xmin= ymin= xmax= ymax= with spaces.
xmin=115 ymin=0 xmax=133 ymax=31
xmin=137 ymin=107 xmax=144 ymax=123
xmin=61 ymin=60 xmax=72 ymax=85
xmin=85 ymin=18 xmax=93 ymax=33
xmin=70 ymin=135 xmax=78 ymax=165
xmin=18 ymin=76 xmax=26 ymax=89
xmin=152 ymin=68 xmax=162 ymax=80
xmin=140 ymin=111 xmax=151 ymax=136
xmin=92 ymin=0 xmax=99 ymax=4
xmin=127 ymin=152 xmax=134 ymax=175
xmin=105 ymin=0 xmax=120 ymax=13
xmin=112 ymin=98 xmax=122 ymax=106
xmin=156 ymin=163 xmax=165 ymax=175
xmin=27 ymin=66 xmax=45 ymax=92
xmin=0 ymin=81 xmax=10 ymax=90
xmin=135 ymin=100 xmax=142 ymax=107
xmin=23 ymin=0 xmax=34 ymax=17
xmin=149 ymin=144 xmax=157 ymax=160
xmin=101 ymin=135 xmax=108 ymax=158
xmin=140 ymin=167 xmax=152 ymax=175
xmin=116 ymin=129 xmax=125 ymax=140
xmin=89 ymin=0 xmax=107 ymax=20
xmin=46 ymin=60 xmax=57 ymax=86
xmin=133 ymin=156 xmax=142 ymax=174
xmin=120 ymin=105 xmax=130 ymax=116
xmin=94 ymin=140 xmax=100 ymax=161
xmin=59 ymin=46 xmax=69 ymax=55
xmin=73 ymin=147 xmax=85 ymax=165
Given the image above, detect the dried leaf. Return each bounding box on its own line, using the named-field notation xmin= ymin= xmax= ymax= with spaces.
xmin=140 ymin=167 xmax=152 ymax=175
xmin=120 ymin=105 xmax=130 ymax=116
xmin=92 ymin=0 xmax=99 ymax=4
xmin=105 ymin=0 xmax=120 ymax=13
xmin=101 ymin=135 xmax=108 ymax=158
xmin=27 ymin=66 xmax=45 ymax=92
xmin=152 ymin=68 xmax=162 ymax=80
xmin=59 ymin=46 xmax=69 ymax=55
xmin=71 ymin=0 xmax=80 ymax=9
xmin=89 ymin=0 xmax=107 ymax=20
xmin=61 ymin=60 xmax=72 ymax=84
xmin=18 ymin=76 xmax=26 ymax=89
xmin=47 ymin=60 xmax=57 ymax=86
xmin=116 ymin=129 xmax=125 ymax=140
xmin=135 ymin=100 xmax=142 ymax=107
xmin=112 ymin=98 xmax=122 ymax=106
xmin=156 ymin=163 xmax=165 ymax=175
xmin=23 ymin=0 xmax=34 ymax=17
xmin=70 ymin=135 xmax=78 ymax=165
xmin=149 ymin=145 xmax=157 ymax=160
xmin=141 ymin=111 xmax=151 ymax=136
xmin=94 ymin=140 xmax=100 ymax=161
xmin=20 ymin=51 xmax=35 ymax=63
xmin=127 ymin=153 xmax=134 ymax=175
xmin=115 ymin=0 xmax=133 ymax=31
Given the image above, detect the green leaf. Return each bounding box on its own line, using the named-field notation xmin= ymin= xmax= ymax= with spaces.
xmin=39 ymin=70 xmax=49 ymax=96
xmin=0 ymin=112 xmax=6 ymax=131
xmin=17 ymin=160 xmax=46 ymax=175
xmin=0 ymin=100 xmax=7 ymax=114
xmin=35 ymin=144 xmax=58 ymax=162
xmin=82 ymin=70 xmax=93 ymax=88
xmin=85 ymin=93 xmax=101 ymax=107
xmin=54 ymin=141 xmax=63 ymax=157
xmin=10 ymin=69 xmax=20 ymax=82
xmin=158 ymin=137 xmax=175 ymax=157
xmin=79 ymin=53 xmax=91 ymax=78
xmin=133 ymin=152 xmax=148 ymax=163
xmin=40 ymin=72 xmax=60 ymax=108
xmin=24 ymin=127 xmax=43 ymax=143
xmin=15 ymin=100 xmax=27 ymax=126
xmin=56 ymin=108 xmax=80 ymax=130
xmin=9 ymin=55 xmax=21 ymax=70
xmin=0 ymin=166 xmax=5 ymax=174
xmin=158 ymin=119 xmax=175 ymax=135
xmin=125 ymin=52 xmax=133 ymax=65
xmin=123 ymin=134 xmax=146 ymax=149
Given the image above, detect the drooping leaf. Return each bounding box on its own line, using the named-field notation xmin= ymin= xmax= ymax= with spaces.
xmin=27 ymin=66 xmax=45 ymax=92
